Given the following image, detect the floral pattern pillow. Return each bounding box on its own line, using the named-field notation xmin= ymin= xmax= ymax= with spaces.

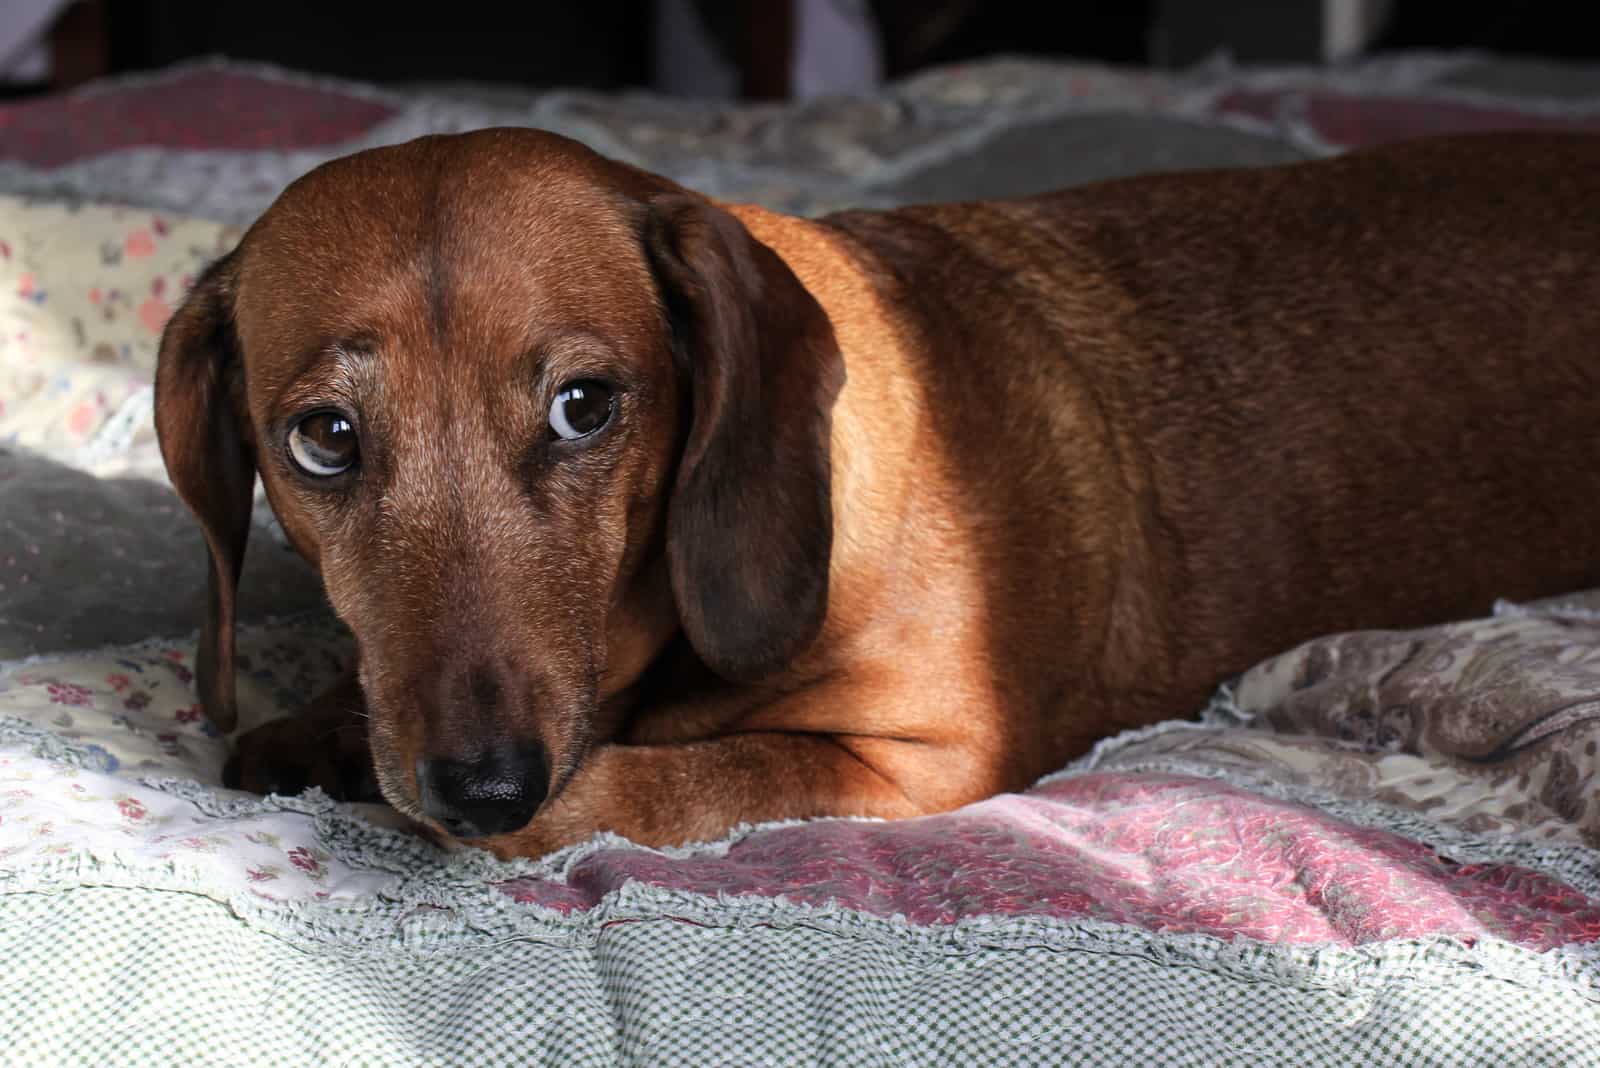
xmin=0 ymin=194 xmax=241 ymax=472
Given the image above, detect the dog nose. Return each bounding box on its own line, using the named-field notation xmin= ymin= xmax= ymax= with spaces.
xmin=416 ymin=743 xmax=549 ymax=839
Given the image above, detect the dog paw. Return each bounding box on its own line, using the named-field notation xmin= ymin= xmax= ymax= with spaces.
xmin=223 ymin=714 xmax=382 ymax=804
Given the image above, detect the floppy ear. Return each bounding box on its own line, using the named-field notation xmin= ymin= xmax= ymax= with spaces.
xmin=153 ymin=253 xmax=253 ymax=733
xmin=644 ymin=196 xmax=845 ymax=682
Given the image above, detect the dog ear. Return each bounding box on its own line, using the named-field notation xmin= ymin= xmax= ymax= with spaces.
xmin=644 ymin=196 xmax=845 ymax=683
xmin=153 ymin=253 xmax=253 ymax=733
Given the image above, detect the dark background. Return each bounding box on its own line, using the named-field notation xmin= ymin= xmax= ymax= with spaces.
xmin=18 ymin=0 xmax=1600 ymax=100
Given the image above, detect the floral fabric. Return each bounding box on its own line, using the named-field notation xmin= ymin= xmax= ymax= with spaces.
xmin=0 ymin=194 xmax=240 ymax=476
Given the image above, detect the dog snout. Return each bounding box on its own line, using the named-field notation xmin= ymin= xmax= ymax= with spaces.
xmin=416 ymin=743 xmax=550 ymax=839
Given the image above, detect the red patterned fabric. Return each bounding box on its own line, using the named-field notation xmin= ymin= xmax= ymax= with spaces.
xmin=1214 ymin=88 xmax=1600 ymax=148
xmin=0 ymin=68 xmax=395 ymax=167
xmin=497 ymin=772 xmax=1600 ymax=951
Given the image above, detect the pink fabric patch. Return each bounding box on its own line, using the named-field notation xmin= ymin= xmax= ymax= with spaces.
xmin=1214 ymin=89 xmax=1600 ymax=148
xmin=123 ymin=229 xmax=156 ymax=258
xmin=138 ymin=296 xmax=171 ymax=333
xmin=0 ymin=68 xmax=396 ymax=167
xmin=496 ymin=772 xmax=1600 ymax=951
xmin=66 ymin=401 xmax=98 ymax=436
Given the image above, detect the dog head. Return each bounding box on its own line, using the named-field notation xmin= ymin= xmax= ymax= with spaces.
xmin=155 ymin=129 xmax=843 ymax=838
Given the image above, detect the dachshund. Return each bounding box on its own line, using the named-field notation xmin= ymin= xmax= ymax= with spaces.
xmin=155 ymin=128 xmax=1600 ymax=858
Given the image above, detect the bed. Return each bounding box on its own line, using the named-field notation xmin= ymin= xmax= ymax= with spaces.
xmin=4 ymin=51 xmax=1600 ymax=1065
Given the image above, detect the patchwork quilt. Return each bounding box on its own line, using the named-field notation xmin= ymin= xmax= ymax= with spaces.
xmin=6 ymin=599 xmax=1600 ymax=1065
xmin=4 ymin=53 xmax=1600 ymax=1066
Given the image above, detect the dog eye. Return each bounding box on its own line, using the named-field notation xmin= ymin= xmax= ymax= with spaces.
xmin=548 ymin=381 xmax=614 ymax=441
xmin=288 ymin=411 xmax=359 ymax=476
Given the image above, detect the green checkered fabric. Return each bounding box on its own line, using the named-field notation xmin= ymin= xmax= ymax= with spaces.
xmin=3 ymin=882 xmax=1599 ymax=1066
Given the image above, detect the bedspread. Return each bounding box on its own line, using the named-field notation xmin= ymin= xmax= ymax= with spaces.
xmin=5 ymin=597 xmax=1600 ymax=1065
xmin=5 ymin=50 xmax=1600 ymax=1066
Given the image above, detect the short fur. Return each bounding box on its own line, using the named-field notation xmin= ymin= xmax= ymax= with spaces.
xmin=155 ymin=128 xmax=1600 ymax=857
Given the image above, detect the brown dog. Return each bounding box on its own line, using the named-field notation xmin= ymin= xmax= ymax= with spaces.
xmin=155 ymin=128 xmax=1600 ymax=858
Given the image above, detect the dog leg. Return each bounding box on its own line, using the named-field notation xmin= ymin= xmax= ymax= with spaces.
xmin=223 ymin=669 xmax=380 ymax=803
xmin=479 ymin=730 xmax=928 ymax=859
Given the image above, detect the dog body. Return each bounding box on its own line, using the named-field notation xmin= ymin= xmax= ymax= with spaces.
xmin=156 ymin=129 xmax=1600 ymax=856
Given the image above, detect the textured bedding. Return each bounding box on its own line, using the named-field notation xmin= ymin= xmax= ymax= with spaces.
xmin=5 ymin=51 xmax=1600 ymax=1065
xmin=6 ymin=601 xmax=1600 ymax=1064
